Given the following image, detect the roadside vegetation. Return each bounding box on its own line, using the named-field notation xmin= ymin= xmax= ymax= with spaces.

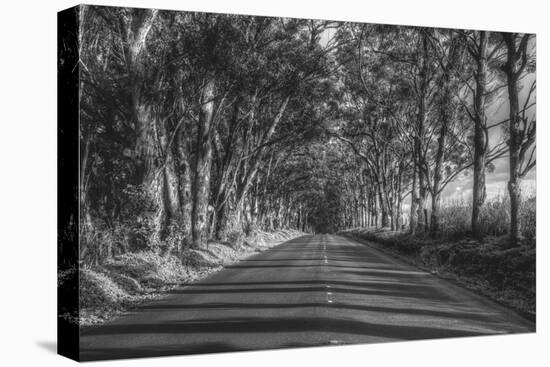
xmin=61 ymin=230 xmax=301 ymax=326
xmin=341 ymin=194 xmax=536 ymax=318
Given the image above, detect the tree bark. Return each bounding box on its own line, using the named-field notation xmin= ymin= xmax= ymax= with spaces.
xmin=410 ymin=164 xmax=418 ymax=234
xmin=506 ymin=75 xmax=521 ymax=244
xmin=175 ymin=124 xmax=193 ymax=251
xmin=471 ymin=31 xmax=489 ymax=238
xmin=126 ymin=9 xmax=159 ymax=186
xmin=502 ymin=33 xmax=529 ymax=245
xmin=415 ymin=30 xmax=429 ymax=233
xmin=157 ymin=118 xmax=182 ymax=253
xmin=191 ymin=79 xmax=216 ymax=249
xmin=230 ymin=95 xmax=290 ymax=232
xmin=431 ymin=73 xmax=452 ymax=237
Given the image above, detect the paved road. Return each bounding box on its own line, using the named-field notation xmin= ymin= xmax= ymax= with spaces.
xmin=80 ymin=234 xmax=534 ymax=361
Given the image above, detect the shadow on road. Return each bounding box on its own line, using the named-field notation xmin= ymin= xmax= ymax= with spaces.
xmin=138 ymin=301 xmax=499 ymax=322
xmin=79 ymin=235 xmax=534 ymax=361
xmin=80 ymin=342 xmax=239 ymax=361
xmin=81 ymin=315 xmax=493 ymax=339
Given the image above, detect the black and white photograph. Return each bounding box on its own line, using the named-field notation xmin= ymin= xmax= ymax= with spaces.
xmin=55 ymin=3 xmax=539 ymax=362
xmin=4 ymin=1 xmax=549 ymax=366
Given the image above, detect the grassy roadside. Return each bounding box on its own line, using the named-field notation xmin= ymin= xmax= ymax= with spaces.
xmin=339 ymin=228 xmax=535 ymax=321
xmin=59 ymin=230 xmax=303 ymax=327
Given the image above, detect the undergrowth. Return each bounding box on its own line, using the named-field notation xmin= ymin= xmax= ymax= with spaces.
xmin=437 ymin=193 xmax=536 ymax=240
xmin=62 ymin=229 xmax=303 ymax=326
xmin=341 ymin=227 xmax=535 ymax=318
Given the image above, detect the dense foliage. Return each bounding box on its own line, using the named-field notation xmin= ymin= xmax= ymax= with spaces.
xmin=75 ymin=6 xmax=536 ymax=266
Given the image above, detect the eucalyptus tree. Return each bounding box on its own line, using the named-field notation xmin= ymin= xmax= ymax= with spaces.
xmin=206 ymin=17 xmax=338 ymax=239
xmin=79 ymin=6 xmax=173 ymax=257
xmin=500 ymin=32 xmax=536 ymax=244
xmin=339 ymin=25 xmax=441 ymax=233
xmin=423 ymin=29 xmax=472 ymax=236
xmin=332 ymin=23 xmax=419 ymax=230
xmin=456 ymin=30 xmax=511 ymax=237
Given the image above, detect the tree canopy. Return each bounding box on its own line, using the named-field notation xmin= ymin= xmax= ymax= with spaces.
xmin=76 ymin=6 xmax=536 ymax=264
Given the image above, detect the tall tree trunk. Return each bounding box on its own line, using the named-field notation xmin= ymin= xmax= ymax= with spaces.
xmin=410 ymin=165 xmax=418 ymax=234
xmin=415 ymin=29 xmax=430 ymax=234
xmin=120 ymin=9 xmax=167 ymax=251
xmin=157 ymin=119 xmax=182 ymax=254
xmin=212 ymin=99 xmax=241 ymax=239
xmin=507 ymin=79 xmax=521 ymax=245
xmin=214 ymin=200 xmax=229 ymax=239
xmin=430 ymin=191 xmax=441 ymax=238
xmin=431 ymin=82 xmax=452 ymax=237
xmin=416 ymin=155 xmax=428 ymax=232
xmin=373 ymin=193 xmax=378 ymax=227
xmin=472 ymin=31 xmax=488 ymax=238
xmin=396 ymin=194 xmax=403 ymax=231
xmin=126 ymin=9 xmax=159 ymax=186
xmin=175 ymin=125 xmax=193 ymax=251
xmin=502 ymin=33 xmax=527 ymax=245
xmin=377 ymin=183 xmax=388 ymax=227
xmin=397 ymin=167 xmax=404 ymax=230
xmin=191 ymin=79 xmax=216 ymax=249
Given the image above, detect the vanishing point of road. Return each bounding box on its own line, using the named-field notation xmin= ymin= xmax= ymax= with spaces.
xmin=80 ymin=234 xmax=534 ymax=361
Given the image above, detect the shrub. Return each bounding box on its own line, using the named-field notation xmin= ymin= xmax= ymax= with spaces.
xmin=103 ymin=251 xmax=187 ymax=287
xmin=106 ymin=272 xmax=142 ymax=294
xmin=79 ymin=268 xmax=129 ymax=309
xmin=77 ymin=229 xmax=302 ymax=325
xmin=439 ymin=201 xmax=471 ymax=237
xmin=228 ymin=231 xmax=245 ymax=249
xmin=479 ymin=196 xmax=510 ymax=236
xmin=343 ymin=228 xmax=535 ymax=314
xmin=521 ymin=197 xmax=536 ymax=240
xmin=243 ymin=221 xmax=258 ymax=237
xmin=438 ymin=193 xmax=536 ymax=240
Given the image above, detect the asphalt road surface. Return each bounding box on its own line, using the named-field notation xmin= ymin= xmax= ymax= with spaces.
xmin=80 ymin=234 xmax=534 ymax=361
